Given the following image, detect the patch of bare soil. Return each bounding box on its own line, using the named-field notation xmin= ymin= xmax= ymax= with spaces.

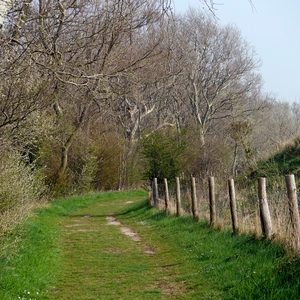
xmin=69 ymin=229 xmax=98 ymax=232
xmin=106 ymin=216 xmax=155 ymax=254
xmin=104 ymin=248 xmax=124 ymax=254
xmin=106 ymin=216 xmax=121 ymax=226
xmin=143 ymin=244 xmax=155 ymax=255
xmin=120 ymin=226 xmax=141 ymax=242
xmin=65 ymin=224 xmax=82 ymax=228
xmin=150 ymin=280 xmax=187 ymax=297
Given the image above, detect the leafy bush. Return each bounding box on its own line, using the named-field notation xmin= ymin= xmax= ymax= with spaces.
xmin=141 ymin=129 xmax=186 ymax=184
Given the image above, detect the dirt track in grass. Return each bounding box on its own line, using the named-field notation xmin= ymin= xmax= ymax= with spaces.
xmin=47 ymin=196 xmax=190 ymax=300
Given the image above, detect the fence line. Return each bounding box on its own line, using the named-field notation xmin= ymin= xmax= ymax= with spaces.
xmin=150 ymin=175 xmax=300 ymax=251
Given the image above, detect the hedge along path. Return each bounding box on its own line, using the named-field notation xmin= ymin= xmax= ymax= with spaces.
xmin=48 ymin=196 xmax=190 ymax=300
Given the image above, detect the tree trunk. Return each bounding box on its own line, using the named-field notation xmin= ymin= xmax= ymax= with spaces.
xmin=56 ymin=133 xmax=75 ymax=183
xmin=231 ymin=143 xmax=238 ymax=177
xmin=55 ymin=96 xmax=93 ymax=183
xmin=199 ymin=128 xmax=205 ymax=146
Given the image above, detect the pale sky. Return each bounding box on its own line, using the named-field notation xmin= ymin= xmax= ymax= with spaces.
xmin=172 ymin=0 xmax=300 ymax=103
xmin=0 ymin=1 xmax=11 ymax=27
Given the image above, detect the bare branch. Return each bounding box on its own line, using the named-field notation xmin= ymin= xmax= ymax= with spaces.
xmin=200 ymin=0 xmax=256 ymax=16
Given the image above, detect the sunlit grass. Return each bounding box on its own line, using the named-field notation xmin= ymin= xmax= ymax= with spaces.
xmin=1 ymin=190 xmax=300 ymax=299
xmin=0 ymin=191 xmax=146 ymax=300
xmin=118 ymin=200 xmax=300 ymax=299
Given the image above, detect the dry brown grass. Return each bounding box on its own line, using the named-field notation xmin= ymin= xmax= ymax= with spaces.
xmin=155 ymin=179 xmax=298 ymax=251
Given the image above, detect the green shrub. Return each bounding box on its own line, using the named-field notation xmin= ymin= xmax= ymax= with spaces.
xmin=141 ymin=129 xmax=186 ymax=184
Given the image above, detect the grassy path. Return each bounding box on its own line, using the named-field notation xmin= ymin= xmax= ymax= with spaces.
xmin=49 ymin=194 xmax=191 ymax=299
xmin=1 ymin=191 xmax=300 ymax=299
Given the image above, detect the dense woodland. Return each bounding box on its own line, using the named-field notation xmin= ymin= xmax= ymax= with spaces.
xmin=0 ymin=0 xmax=299 ymax=224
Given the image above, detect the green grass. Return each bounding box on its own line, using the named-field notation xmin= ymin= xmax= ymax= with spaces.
xmin=1 ymin=190 xmax=300 ymax=299
xmin=118 ymin=201 xmax=300 ymax=299
xmin=0 ymin=190 xmax=146 ymax=299
xmin=250 ymin=137 xmax=300 ymax=181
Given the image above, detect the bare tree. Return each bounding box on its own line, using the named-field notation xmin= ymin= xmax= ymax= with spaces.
xmin=256 ymin=101 xmax=300 ymax=152
xmin=170 ymin=10 xmax=263 ymax=146
xmin=200 ymin=0 xmax=255 ymax=15
xmin=0 ymin=0 xmax=172 ymax=186
xmin=0 ymin=9 xmax=55 ymax=146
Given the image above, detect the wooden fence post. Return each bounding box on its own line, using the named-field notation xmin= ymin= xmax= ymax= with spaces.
xmin=153 ymin=178 xmax=159 ymax=208
xmin=164 ymin=178 xmax=169 ymax=212
xmin=150 ymin=180 xmax=154 ymax=205
xmin=191 ymin=177 xmax=197 ymax=218
xmin=176 ymin=177 xmax=181 ymax=216
xmin=209 ymin=176 xmax=216 ymax=226
xmin=258 ymin=178 xmax=273 ymax=239
xmin=285 ymin=174 xmax=300 ymax=250
xmin=228 ymin=179 xmax=238 ymax=233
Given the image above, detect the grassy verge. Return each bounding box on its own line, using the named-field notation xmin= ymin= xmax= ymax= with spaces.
xmin=117 ymin=201 xmax=300 ymax=299
xmin=1 ymin=190 xmax=300 ymax=299
xmin=0 ymin=190 xmax=146 ymax=300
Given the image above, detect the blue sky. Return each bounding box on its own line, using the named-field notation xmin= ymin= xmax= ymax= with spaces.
xmin=172 ymin=0 xmax=300 ymax=103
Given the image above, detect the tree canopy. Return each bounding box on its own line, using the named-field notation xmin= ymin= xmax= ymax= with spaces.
xmin=0 ymin=0 xmax=297 ymax=203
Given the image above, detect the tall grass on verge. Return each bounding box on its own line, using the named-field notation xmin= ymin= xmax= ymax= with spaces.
xmin=155 ymin=176 xmax=300 ymax=251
